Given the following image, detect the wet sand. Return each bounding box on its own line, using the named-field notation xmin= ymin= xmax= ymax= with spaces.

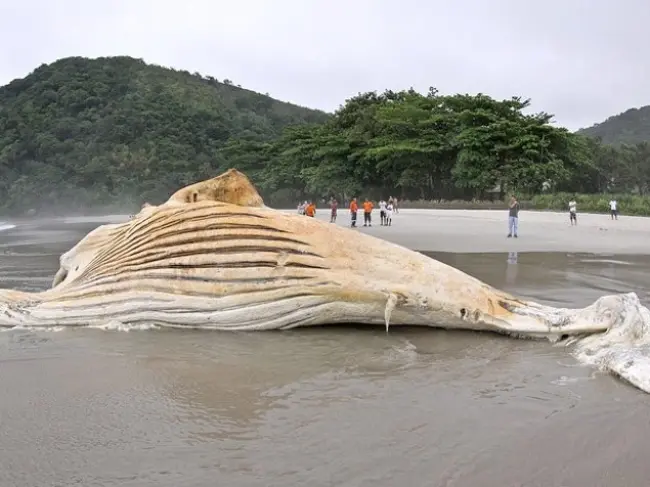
xmin=1 ymin=211 xmax=649 ymax=487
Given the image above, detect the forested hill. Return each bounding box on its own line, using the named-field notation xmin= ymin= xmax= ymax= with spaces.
xmin=0 ymin=56 xmax=330 ymax=213
xmin=577 ymin=105 xmax=650 ymax=145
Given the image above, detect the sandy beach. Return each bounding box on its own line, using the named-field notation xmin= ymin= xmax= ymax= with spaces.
xmin=294 ymin=208 xmax=650 ymax=254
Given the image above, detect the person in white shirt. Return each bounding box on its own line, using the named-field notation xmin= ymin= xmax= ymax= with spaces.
xmin=385 ymin=203 xmax=393 ymax=226
xmin=609 ymin=199 xmax=618 ymax=220
xmin=379 ymin=199 xmax=387 ymax=225
xmin=568 ymin=198 xmax=577 ymax=226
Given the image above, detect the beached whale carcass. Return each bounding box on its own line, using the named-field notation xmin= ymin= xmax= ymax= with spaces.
xmin=0 ymin=169 xmax=649 ymax=393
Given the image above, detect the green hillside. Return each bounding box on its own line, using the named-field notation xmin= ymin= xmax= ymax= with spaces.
xmin=0 ymin=56 xmax=329 ymax=212
xmin=577 ymin=105 xmax=650 ymax=145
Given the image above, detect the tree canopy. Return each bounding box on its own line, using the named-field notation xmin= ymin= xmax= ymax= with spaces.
xmin=0 ymin=56 xmax=648 ymax=215
xmin=244 ymin=89 xmax=650 ymax=203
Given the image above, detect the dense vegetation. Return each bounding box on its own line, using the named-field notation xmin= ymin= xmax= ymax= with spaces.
xmin=578 ymin=106 xmax=650 ymax=145
xmin=241 ymin=88 xmax=650 ymax=209
xmin=0 ymin=56 xmax=649 ymax=215
xmin=0 ymin=56 xmax=328 ymax=213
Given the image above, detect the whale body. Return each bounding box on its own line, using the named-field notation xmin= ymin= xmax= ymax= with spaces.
xmin=1 ymin=169 xmax=649 ymax=394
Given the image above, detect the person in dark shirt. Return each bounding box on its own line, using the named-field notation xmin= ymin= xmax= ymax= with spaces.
xmin=507 ymin=195 xmax=519 ymax=238
xmin=330 ymin=198 xmax=338 ymax=223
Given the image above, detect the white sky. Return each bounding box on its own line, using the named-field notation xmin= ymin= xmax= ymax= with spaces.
xmin=2 ymin=0 xmax=649 ymax=130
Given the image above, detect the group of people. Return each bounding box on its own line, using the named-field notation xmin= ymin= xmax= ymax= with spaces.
xmin=348 ymin=198 xmax=396 ymax=227
xmin=566 ymin=197 xmax=619 ymax=224
xmin=297 ymin=196 xmax=398 ymax=228
xmin=506 ymin=195 xmax=620 ymax=238
xmin=297 ymin=200 xmax=317 ymax=217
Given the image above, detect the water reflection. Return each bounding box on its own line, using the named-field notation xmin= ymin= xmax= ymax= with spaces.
xmin=506 ymin=251 xmax=519 ymax=285
xmin=419 ymin=251 xmax=649 ymax=309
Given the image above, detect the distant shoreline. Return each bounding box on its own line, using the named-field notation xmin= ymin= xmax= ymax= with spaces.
xmin=3 ymin=206 xmax=650 ymax=222
xmin=277 ymin=207 xmax=650 ymax=220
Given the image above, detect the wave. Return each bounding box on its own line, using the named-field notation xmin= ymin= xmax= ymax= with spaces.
xmin=578 ymin=258 xmax=634 ymax=266
xmin=0 ymin=222 xmax=16 ymax=232
xmin=1 ymin=322 xmax=160 ymax=333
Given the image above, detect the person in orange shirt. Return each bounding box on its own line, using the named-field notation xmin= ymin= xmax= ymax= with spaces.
xmin=305 ymin=201 xmax=316 ymax=217
xmin=349 ymin=198 xmax=358 ymax=227
xmin=362 ymin=198 xmax=374 ymax=226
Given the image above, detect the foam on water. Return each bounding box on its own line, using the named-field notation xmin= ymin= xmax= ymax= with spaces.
xmin=568 ymin=292 xmax=650 ymax=394
xmin=86 ymin=321 xmax=161 ymax=332
xmin=0 ymin=325 xmax=64 ymax=333
xmin=1 ymin=322 xmax=159 ymax=333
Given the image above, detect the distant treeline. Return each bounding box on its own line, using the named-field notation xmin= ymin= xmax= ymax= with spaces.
xmin=396 ymin=193 xmax=650 ymax=217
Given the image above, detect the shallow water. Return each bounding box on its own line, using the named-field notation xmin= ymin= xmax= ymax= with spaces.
xmin=1 ymin=218 xmax=649 ymax=487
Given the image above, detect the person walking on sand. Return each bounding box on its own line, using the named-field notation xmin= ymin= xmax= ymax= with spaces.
xmin=507 ymin=195 xmax=519 ymax=238
xmin=362 ymin=198 xmax=374 ymax=226
xmin=349 ymin=198 xmax=358 ymax=227
xmin=609 ymin=198 xmax=618 ymax=220
xmin=568 ymin=198 xmax=577 ymax=226
xmin=330 ymin=198 xmax=338 ymax=223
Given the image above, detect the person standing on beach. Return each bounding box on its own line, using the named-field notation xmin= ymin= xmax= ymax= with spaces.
xmin=305 ymin=201 xmax=316 ymax=218
xmin=362 ymin=198 xmax=374 ymax=226
xmin=349 ymin=198 xmax=358 ymax=227
xmin=609 ymin=199 xmax=618 ymax=220
xmin=569 ymin=198 xmax=577 ymax=226
xmin=507 ymin=195 xmax=519 ymax=238
xmin=379 ymin=199 xmax=387 ymax=225
xmin=330 ymin=198 xmax=338 ymax=223
xmin=386 ymin=201 xmax=393 ymax=226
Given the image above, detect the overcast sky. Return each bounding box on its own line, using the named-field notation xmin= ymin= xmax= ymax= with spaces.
xmin=2 ymin=0 xmax=649 ymax=131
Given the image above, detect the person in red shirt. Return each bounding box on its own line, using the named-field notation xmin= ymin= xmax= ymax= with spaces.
xmin=349 ymin=198 xmax=358 ymax=227
xmin=362 ymin=199 xmax=374 ymax=226
xmin=330 ymin=198 xmax=338 ymax=223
